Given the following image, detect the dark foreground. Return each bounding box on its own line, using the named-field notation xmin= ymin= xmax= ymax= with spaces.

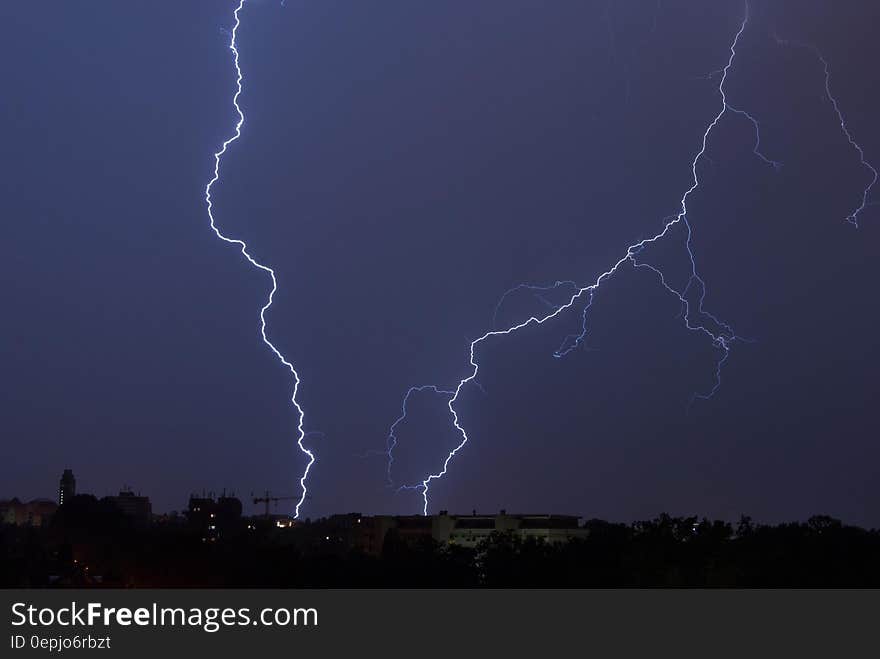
xmin=2 ymin=500 xmax=878 ymax=587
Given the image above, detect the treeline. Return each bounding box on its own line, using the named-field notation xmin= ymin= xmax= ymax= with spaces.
xmin=2 ymin=507 xmax=878 ymax=587
xmin=372 ymin=515 xmax=880 ymax=587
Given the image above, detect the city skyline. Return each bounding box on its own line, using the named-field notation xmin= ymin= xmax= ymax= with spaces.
xmin=2 ymin=0 xmax=879 ymax=525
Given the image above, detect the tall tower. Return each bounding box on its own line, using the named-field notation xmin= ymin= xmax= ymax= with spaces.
xmin=58 ymin=469 xmax=75 ymax=505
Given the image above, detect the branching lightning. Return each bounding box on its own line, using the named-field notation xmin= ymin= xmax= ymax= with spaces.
xmin=205 ymin=0 xmax=314 ymax=518
xmin=384 ymin=385 xmax=456 ymax=487
xmin=491 ymin=280 xmax=579 ymax=330
xmin=728 ymin=105 xmax=782 ymax=170
xmin=199 ymin=2 xmax=875 ymax=519
xmin=386 ymin=2 xmax=776 ymax=515
xmin=774 ymin=35 xmax=878 ymax=227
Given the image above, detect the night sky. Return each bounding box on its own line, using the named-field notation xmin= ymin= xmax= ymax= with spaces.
xmin=2 ymin=0 xmax=878 ymax=525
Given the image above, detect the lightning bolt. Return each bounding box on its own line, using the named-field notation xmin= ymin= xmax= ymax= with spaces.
xmin=205 ymin=0 xmax=314 ymax=518
xmin=774 ymin=35 xmax=877 ymax=227
xmin=383 ymin=385 xmax=456 ymax=488
xmin=387 ymin=2 xmax=777 ymax=515
xmin=492 ymin=280 xmax=579 ymax=330
xmin=728 ymin=105 xmax=782 ymax=171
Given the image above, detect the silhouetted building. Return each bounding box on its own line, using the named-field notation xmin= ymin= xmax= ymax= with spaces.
xmin=353 ymin=510 xmax=586 ymax=555
xmin=357 ymin=516 xmax=396 ymax=555
xmin=0 ymin=498 xmax=58 ymax=527
xmin=216 ymin=495 xmax=243 ymax=524
xmin=319 ymin=513 xmax=363 ymax=546
xmin=58 ymin=469 xmax=76 ymax=505
xmin=187 ymin=493 xmax=243 ymax=541
xmin=103 ymin=490 xmax=151 ymax=525
xmin=447 ymin=511 xmax=586 ymax=547
xmin=396 ymin=514 xmax=438 ymax=543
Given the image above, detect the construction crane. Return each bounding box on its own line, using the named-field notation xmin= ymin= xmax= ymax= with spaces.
xmin=252 ymin=491 xmax=299 ymax=519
